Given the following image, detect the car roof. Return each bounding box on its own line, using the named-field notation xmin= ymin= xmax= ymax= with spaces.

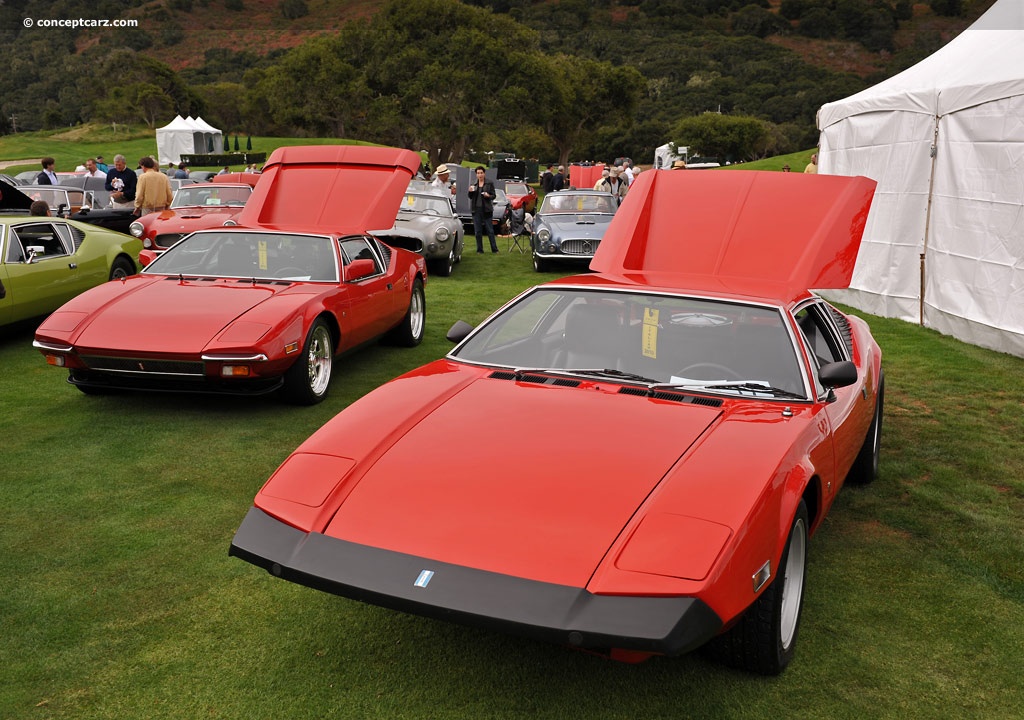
xmin=589 ymin=169 xmax=876 ymax=303
xmin=235 ymin=145 xmax=421 ymax=234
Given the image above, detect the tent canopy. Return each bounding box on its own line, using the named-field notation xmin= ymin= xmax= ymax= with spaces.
xmin=817 ymin=0 xmax=1024 ymax=358
xmin=156 ymin=116 xmax=224 ymax=165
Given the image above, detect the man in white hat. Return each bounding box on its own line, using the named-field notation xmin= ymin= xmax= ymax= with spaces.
xmin=432 ymin=164 xmax=456 ymax=201
xmin=595 ymin=165 xmax=628 ymax=205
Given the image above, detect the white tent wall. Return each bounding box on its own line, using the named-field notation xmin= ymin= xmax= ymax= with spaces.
xmin=817 ymin=0 xmax=1024 ymax=358
xmin=926 ymin=94 xmax=1024 ymax=357
xmin=819 ymin=108 xmax=935 ymax=322
xmin=155 ymin=115 xmax=194 ymax=165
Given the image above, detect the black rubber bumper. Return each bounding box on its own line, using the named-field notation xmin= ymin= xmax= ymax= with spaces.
xmin=229 ymin=507 xmax=723 ymax=655
xmin=68 ymin=370 xmax=284 ymax=396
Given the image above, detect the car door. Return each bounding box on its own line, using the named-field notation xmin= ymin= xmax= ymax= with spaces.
xmin=794 ymin=301 xmax=872 ymax=482
xmin=2 ymin=221 xmax=82 ymax=322
xmin=337 ymin=236 xmax=396 ymax=347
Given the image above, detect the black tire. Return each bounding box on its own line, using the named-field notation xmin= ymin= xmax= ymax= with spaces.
xmin=708 ymin=500 xmax=809 ymax=675
xmin=533 ymin=253 xmax=549 ymax=273
xmin=384 ymin=278 xmax=425 ymax=347
xmin=281 ymin=319 xmax=334 ymax=405
xmin=109 ymin=256 xmax=135 ymax=281
xmin=432 ymin=248 xmax=455 ymax=277
xmin=848 ymin=371 xmax=884 ymax=485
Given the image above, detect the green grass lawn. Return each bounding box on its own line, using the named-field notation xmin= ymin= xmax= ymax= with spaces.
xmin=2 ymin=248 xmax=1021 ymax=719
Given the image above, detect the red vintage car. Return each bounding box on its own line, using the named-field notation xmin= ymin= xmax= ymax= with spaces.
xmin=129 ymin=183 xmax=255 ymax=252
xmin=503 ymin=180 xmax=538 ymax=213
xmin=230 ymin=170 xmax=882 ymax=673
xmin=33 ymin=146 xmax=428 ymax=405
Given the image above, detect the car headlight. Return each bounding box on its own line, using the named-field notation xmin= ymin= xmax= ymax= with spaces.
xmin=537 ymin=228 xmax=550 ymax=242
xmin=434 ymin=226 xmax=451 ymax=242
xmin=129 ymin=221 xmax=144 ymax=237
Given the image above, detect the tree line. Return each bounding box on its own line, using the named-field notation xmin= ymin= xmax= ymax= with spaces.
xmin=0 ymin=0 xmax=988 ymax=166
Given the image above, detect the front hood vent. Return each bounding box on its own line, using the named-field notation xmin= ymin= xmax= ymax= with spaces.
xmin=488 ymin=370 xmax=581 ymax=388
xmin=618 ymin=386 xmax=723 ymax=407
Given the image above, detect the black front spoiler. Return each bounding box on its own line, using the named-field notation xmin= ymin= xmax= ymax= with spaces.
xmin=229 ymin=507 xmax=723 ymax=655
xmin=68 ymin=370 xmax=284 ymax=396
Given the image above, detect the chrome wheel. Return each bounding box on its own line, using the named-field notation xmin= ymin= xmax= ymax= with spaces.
xmin=408 ymin=284 xmax=425 ymax=342
xmin=779 ymin=515 xmax=807 ymax=651
xmin=306 ymin=324 xmax=333 ymax=397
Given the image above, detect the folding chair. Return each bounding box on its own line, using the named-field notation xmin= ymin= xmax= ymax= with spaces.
xmin=506 ymin=206 xmax=531 ymax=254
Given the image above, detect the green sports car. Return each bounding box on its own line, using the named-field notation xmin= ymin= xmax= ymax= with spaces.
xmin=1 ymin=181 xmax=142 ymax=327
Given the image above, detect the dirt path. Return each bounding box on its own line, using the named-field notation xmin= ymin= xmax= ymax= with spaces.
xmin=0 ymin=158 xmax=41 ymax=170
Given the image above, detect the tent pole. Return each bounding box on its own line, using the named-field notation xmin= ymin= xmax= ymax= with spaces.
xmin=920 ymin=115 xmax=941 ymax=326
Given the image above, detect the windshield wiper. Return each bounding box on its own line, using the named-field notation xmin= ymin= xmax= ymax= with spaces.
xmin=654 ymin=380 xmax=806 ymax=399
xmin=557 ymin=368 xmax=660 ymax=383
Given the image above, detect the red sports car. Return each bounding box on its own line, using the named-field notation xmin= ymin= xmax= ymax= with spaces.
xmin=230 ymin=170 xmax=883 ymax=672
xmin=129 ymin=183 xmax=255 ymax=252
xmin=33 ymin=146 xmax=427 ymax=405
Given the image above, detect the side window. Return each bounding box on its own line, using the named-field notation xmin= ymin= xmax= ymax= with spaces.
xmin=55 ymin=223 xmax=84 ymax=251
xmin=794 ymin=303 xmax=846 ymax=369
xmin=12 ymin=223 xmax=71 ymax=259
xmin=338 ymin=237 xmax=383 ymax=275
xmin=4 ymin=226 xmax=25 ymax=262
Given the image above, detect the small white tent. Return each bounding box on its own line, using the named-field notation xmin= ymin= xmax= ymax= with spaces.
xmin=155 ymin=115 xmax=224 ymax=165
xmin=817 ymin=0 xmax=1024 ymax=357
xmin=156 ymin=115 xmax=193 ymax=165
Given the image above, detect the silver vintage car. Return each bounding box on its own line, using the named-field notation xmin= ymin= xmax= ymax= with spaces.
xmin=374 ymin=185 xmax=465 ymax=276
xmin=530 ymin=190 xmax=618 ymax=272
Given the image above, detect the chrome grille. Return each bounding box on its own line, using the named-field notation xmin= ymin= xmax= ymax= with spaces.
xmin=560 ymin=238 xmax=600 ymax=256
xmin=80 ymin=356 xmax=204 ymax=376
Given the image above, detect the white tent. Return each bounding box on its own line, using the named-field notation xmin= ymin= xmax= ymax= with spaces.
xmin=155 ymin=115 xmax=224 ymax=165
xmin=816 ymin=0 xmax=1024 ymax=357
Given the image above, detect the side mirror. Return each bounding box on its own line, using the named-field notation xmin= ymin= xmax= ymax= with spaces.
xmin=345 ymin=258 xmax=376 ymax=282
xmin=819 ymin=361 xmax=857 ymax=389
xmin=139 ymin=249 xmax=159 ymax=267
xmin=446 ymin=320 xmax=475 ymax=343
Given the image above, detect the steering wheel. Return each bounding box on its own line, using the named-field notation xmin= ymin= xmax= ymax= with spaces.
xmin=422 ymin=208 xmax=439 ymax=215
xmin=677 ymin=363 xmax=744 ymax=381
xmin=275 ymin=266 xmax=306 ymax=278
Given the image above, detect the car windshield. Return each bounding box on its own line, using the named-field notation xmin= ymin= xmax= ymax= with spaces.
xmin=398 ymin=193 xmax=454 ymax=217
xmin=451 ymin=288 xmax=807 ymax=399
xmin=27 ymin=188 xmax=76 ymax=206
xmin=540 ymin=193 xmax=617 ymax=215
xmin=171 ymin=185 xmax=251 ymax=208
xmin=143 ymin=231 xmax=339 ymax=282
xmin=505 ymin=183 xmax=528 ymax=195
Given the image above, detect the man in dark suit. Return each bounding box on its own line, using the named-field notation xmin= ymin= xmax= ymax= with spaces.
xmin=552 ymin=165 xmax=565 ymax=191
xmin=36 ymin=157 xmax=59 ymax=185
xmin=467 ymin=166 xmax=498 ymax=253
